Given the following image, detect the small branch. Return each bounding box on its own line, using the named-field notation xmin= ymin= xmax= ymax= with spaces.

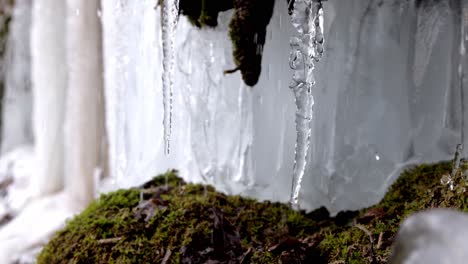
xmin=97 ymin=237 xmax=122 ymax=244
xmin=376 ymin=232 xmax=383 ymax=249
xmin=239 ymin=248 xmax=253 ymax=264
xmin=224 ymin=66 xmax=241 ymax=75
xmin=161 ymin=249 xmax=172 ymax=264
xmin=353 ymin=223 xmax=377 ymax=264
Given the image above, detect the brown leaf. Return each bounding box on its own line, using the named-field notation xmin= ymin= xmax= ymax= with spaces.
xmin=357 ymin=207 xmax=385 ymax=224
xmin=268 ymin=237 xmax=303 ymax=253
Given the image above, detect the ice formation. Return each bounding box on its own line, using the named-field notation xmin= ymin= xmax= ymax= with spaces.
xmin=1 ymin=0 xmax=33 ymax=154
xmin=64 ymin=0 xmax=107 ymax=205
xmin=288 ymin=0 xmax=324 ymax=207
xmin=161 ymin=0 xmax=180 ymax=155
xmin=30 ymin=0 xmax=67 ymax=196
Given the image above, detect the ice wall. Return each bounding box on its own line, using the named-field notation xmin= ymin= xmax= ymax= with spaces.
xmin=304 ymin=0 xmax=466 ymax=211
xmin=99 ymin=0 xmax=467 ymax=213
xmin=101 ymin=0 xmax=253 ymax=192
xmin=1 ymin=0 xmax=33 ymax=154
xmin=101 ymin=0 xmax=179 ymax=188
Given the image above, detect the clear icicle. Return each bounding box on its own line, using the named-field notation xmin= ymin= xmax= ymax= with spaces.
xmin=161 ymin=0 xmax=179 ymax=155
xmin=451 ymin=144 xmax=463 ymax=179
xmin=288 ymin=0 xmax=324 ymax=208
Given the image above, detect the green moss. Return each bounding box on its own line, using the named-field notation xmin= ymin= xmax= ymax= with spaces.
xmin=38 ymin=162 xmax=468 ymax=263
xmin=314 ymin=161 xmax=468 ymax=263
xmin=177 ymin=0 xmax=275 ymax=87
xmin=227 ymin=0 xmax=275 ymax=87
xmin=178 ymin=0 xmax=233 ymax=28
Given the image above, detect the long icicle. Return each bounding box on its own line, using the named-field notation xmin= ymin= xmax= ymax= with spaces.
xmin=161 ymin=0 xmax=179 ymax=155
xmin=289 ymin=0 xmax=324 ymax=209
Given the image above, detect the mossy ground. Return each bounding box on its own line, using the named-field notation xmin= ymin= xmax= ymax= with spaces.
xmin=38 ymin=162 xmax=468 ymax=264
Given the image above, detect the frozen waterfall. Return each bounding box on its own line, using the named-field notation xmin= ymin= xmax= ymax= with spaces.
xmin=1 ymin=0 xmax=33 ymax=154
xmin=99 ymin=0 xmax=467 ymax=212
xmin=0 ymin=0 xmax=467 ymax=261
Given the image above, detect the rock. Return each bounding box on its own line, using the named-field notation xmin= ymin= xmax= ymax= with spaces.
xmin=390 ymin=209 xmax=468 ymax=264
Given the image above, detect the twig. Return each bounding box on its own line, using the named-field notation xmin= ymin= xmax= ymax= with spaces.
xmin=376 ymin=232 xmax=383 ymax=249
xmin=97 ymin=237 xmax=122 ymax=244
xmin=224 ymin=66 xmax=241 ymax=75
xmin=162 ymin=249 xmax=172 ymax=264
xmin=239 ymin=248 xmax=252 ymax=264
xmin=353 ymin=223 xmax=377 ymax=264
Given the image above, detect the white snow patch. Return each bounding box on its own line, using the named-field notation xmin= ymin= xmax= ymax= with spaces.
xmin=0 ymin=192 xmax=81 ymax=263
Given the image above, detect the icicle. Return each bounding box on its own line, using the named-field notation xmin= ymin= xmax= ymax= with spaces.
xmin=451 ymin=144 xmax=463 ymax=179
xmin=441 ymin=144 xmax=464 ymax=191
xmin=161 ymin=0 xmax=179 ymax=155
xmin=288 ymin=0 xmax=324 ymax=208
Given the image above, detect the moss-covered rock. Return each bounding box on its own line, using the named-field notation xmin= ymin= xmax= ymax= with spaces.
xmin=227 ymin=0 xmax=275 ymax=87
xmin=178 ymin=0 xmax=275 ymax=87
xmin=179 ymin=0 xmax=233 ymax=28
xmin=38 ymin=162 xmax=468 ymax=263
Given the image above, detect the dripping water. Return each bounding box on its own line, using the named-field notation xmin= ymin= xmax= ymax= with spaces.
xmin=161 ymin=0 xmax=179 ymax=155
xmin=288 ymin=0 xmax=324 ymax=209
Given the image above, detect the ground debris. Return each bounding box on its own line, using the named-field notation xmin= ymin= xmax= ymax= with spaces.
xmin=97 ymin=237 xmax=122 ymax=245
xmin=133 ymin=185 xmax=171 ymax=222
xmin=180 ymin=207 xmax=243 ymax=263
xmin=357 ymin=207 xmax=386 ymax=224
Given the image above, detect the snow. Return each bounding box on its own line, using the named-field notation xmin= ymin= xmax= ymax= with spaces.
xmin=0 ymin=146 xmax=34 ymax=213
xmin=0 ymin=192 xmax=81 ymax=263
